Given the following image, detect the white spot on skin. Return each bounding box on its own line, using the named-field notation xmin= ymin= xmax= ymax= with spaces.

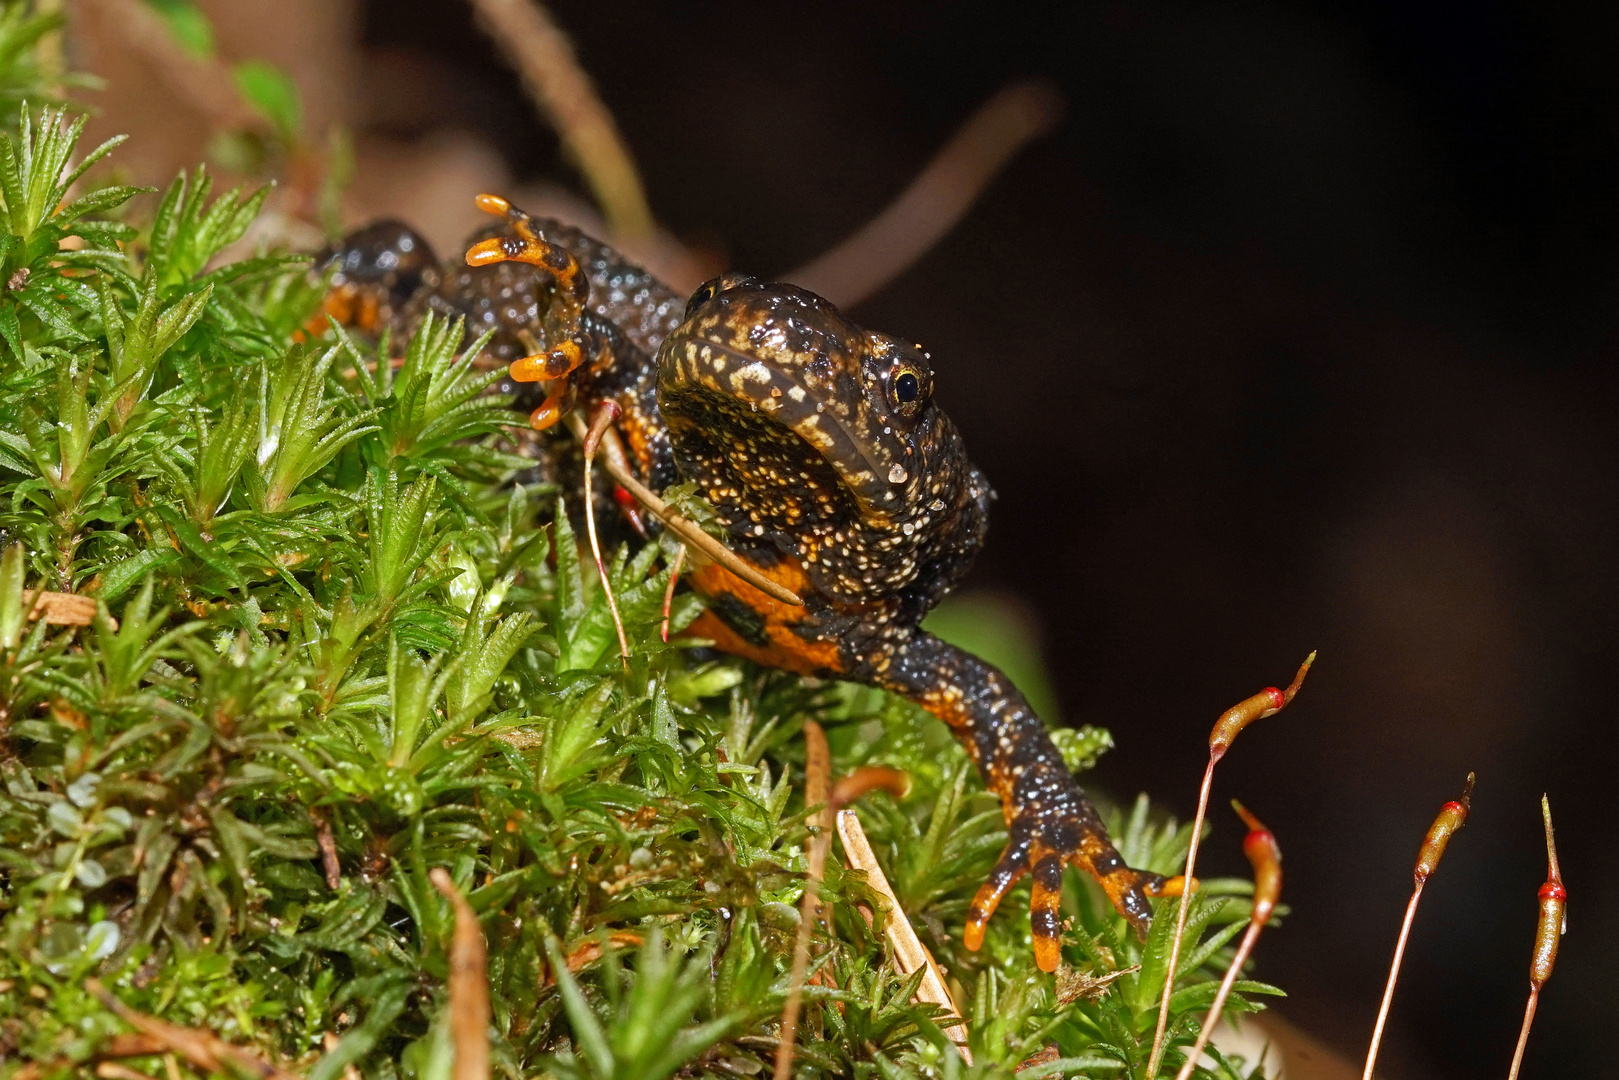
xmin=888 ymin=464 xmax=908 ymax=484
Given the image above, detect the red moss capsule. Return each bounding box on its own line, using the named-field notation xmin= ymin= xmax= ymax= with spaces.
xmin=1232 ymin=800 xmax=1282 ymax=926
xmin=1208 ymin=652 xmax=1315 ymax=759
xmin=1413 ymin=772 xmax=1475 ymax=885
xmin=1529 ymin=795 xmax=1565 ymax=990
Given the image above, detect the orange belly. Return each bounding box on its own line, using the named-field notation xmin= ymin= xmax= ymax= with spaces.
xmin=685 ymin=556 xmax=845 ymax=677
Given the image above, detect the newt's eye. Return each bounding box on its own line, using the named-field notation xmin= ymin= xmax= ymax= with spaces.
xmin=888 ymin=366 xmax=928 ymax=416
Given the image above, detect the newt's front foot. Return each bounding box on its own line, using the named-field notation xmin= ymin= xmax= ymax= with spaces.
xmin=964 ymin=768 xmax=1164 ymax=971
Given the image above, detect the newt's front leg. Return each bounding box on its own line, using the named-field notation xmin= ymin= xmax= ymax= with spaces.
xmin=879 ymin=630 xmax=1164 ymax=971
xmin=686 ymin=547 xmax=1163 ymax=972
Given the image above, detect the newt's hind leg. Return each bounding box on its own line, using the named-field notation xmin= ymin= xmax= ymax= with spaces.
xmin=464 ymin=194 xmax=601 ymax=431
xmin=877 ymin=630 xmax=1165 ymax=971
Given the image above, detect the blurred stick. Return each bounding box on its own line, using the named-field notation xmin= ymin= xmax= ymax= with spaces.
xmin=467 ymin=0 xmax=654 ymax=239
xmin=429 ymin=868 xmax=491 ymax=1080
xmin=77 ymin=0 xmax=258 ymax=130
xmin=788 ymin=80 xmax=1064 ymax=308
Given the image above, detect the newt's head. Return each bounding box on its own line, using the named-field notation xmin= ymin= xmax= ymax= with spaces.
xmin=657 ymin=275 xmax=991 ymax=610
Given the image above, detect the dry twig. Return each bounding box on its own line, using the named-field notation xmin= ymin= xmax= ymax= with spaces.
xmin=579 ymin=401 xmax=631 ymax=667
xmin=466 ymin=0 xmax=654 ymax=238
xmin=565 ymin=412 xmax=803 ymax=607
xmin=838 ymin=807 xmax=971 ymax=1062
xmin=788 ymin=80 xmax=1064 ymax=308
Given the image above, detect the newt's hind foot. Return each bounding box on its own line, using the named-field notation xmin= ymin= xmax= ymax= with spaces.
xmin=464 ymin=194 xmax=596 ymax=431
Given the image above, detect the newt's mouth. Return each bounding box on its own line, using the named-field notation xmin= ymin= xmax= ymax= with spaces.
xmin=658 ymin=328 xmax=905 ymax=516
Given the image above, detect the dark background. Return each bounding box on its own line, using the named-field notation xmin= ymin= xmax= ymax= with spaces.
xmin=360 ymin=3 xmax=1616 ymax=1076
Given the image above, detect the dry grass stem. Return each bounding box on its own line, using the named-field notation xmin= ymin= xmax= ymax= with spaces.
xmin=837 ymin=808 xmax=971 ymax=1063
xmin=466 ymin=0 xmax=654 ymax=239
xmin=578 ymin=403 xmax=631 ymax=667
xmin=568 ymin=413 xmax=803 ymax=607
xmin=428 ymin=868 xmax=491 ymax=1080
xmin=788 ymin=80 xmax=1063 ymax=308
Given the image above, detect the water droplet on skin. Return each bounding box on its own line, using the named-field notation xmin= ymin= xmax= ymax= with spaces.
xmin=888 ymin=464 xmax=908 ymax=483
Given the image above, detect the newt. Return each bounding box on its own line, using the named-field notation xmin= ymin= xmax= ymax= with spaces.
xmin=322 ymin=199 xmax=1164 ymax=971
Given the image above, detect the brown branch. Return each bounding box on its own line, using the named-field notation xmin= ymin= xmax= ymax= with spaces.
xmin=787 ymin=79 xmax=1065 ymax=308
xmin=85 ymin=978 xmax=303 ymax=1080
xmin=466 ymin=0 xmax=654 ymax=239
xmin=773 ymin=720 xmax=834 ymax=1080
xmin=75 ymin=0 xmax=258 ymax=131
